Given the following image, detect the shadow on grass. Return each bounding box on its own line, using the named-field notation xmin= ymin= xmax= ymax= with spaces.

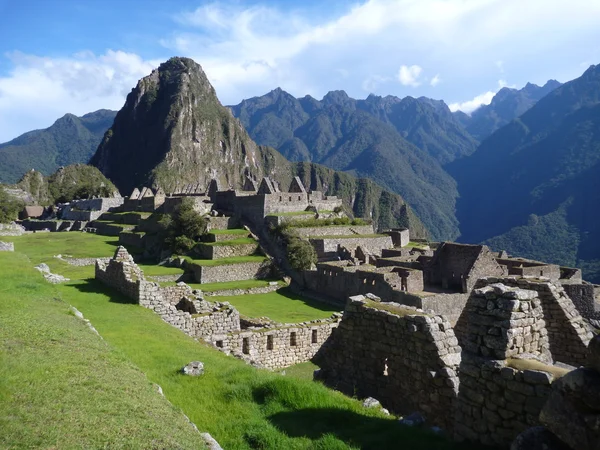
xmin=264 ymin=407 xmax=462 ymax=450
xmin=274 ymin=287 xmax=340 ymax=314
xmin=71 ymin=278 xmax=138 ymax=304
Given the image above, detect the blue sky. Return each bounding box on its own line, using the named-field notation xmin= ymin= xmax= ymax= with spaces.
xmin=1 ymin=0 xmax=599 ymax=142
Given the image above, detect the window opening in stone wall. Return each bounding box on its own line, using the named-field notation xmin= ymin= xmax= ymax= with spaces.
xmin=383 ymin=358 xmax=389 ymax=376
xmin=267 ymin=335 xmax=273 ymax=350
xmin=216 ymin=340 xmax=223 ymax=348
xmin=298 ymin=195 xmax=301 ymax=200
xmin=290 ymin=332 xmax=297 ymax=346
xmin=279 ymin=196 xmax=282 ymax=201
xmin=312 ymin=329 xmax=318 ymax=343
xmin=289 ymin=196 xmax=292 ymax=201
xmin=242 ymin=337 xmax=249 ymax=354
xmin=540 ymin=270 xmax=544 ymax=276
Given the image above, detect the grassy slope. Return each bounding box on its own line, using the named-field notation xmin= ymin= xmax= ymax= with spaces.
xmin=0 ymin=252 xmax=204 ymax=449
xmin=211 ymin=287 xmax=341 ymax=323
xmin=0 ymin=232 xmax=479 ymax=449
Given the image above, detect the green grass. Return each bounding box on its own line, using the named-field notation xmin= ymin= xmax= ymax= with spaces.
xmin=202 ymin=237 xmax=257 ymax=246
xmin=210 ymin=287 xmax=341 ymax=323
xmin=278 ymin=362 xmax=321 ymax=381
xmin=209 ymin=228 xmax=250 ymax=236
xmin=0 ymin=253 xmax=204 ymax=449
xmin=185 ymin=255 xmax=268 ymax=267
xmin=181 ymin=279 xmax=285 ymax=292
xmin=1 ymin=233 xmax=475 ymax=449
xmin=138 ymin=264 xmax=185 ymax=277
xmin=408 ymin=241 xmax=430 ymax=249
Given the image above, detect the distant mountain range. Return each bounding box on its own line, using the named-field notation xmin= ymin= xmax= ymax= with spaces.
xmin=449 ymin=64 xmax=600 ymax=281
xmin=456 ymin=80 xmax=562 ymax=141
xmin=3 ymin=60 xmax=599 ymax=281
xmin=229 ymin=89 xmax=477 ymax=240
xmin=0 ymin=110 xmax=116 ymax=184
xmin=90 ymin=57 xmax=427 ymax=235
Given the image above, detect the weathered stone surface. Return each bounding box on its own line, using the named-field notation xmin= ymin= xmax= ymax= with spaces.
xmin=588 ymin=334 xmax=600 ymax=373
xmin=399 ymin=412 xmax=426 ymax=427
xmin=182 ymin=361 xmax=204 ymax=376
xmin=510 ymin=426 xmax=570 ymax=450
xmin=362 ymin=397 xmax=381 ymax=408
xmin=200 ymin=432 xmax=223 ymax=450
xmin=0 ymin=241 xmax=14 ymax=251
xmin=540 ymin=368 xmax=600 ymax=450
xmin=35 ymin=263 xmax=70 ymax=284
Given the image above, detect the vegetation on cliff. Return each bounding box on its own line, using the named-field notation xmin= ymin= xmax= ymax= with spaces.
xmin=230 ymin=88 xmax=471 ymax=240
xmin=15 ymin=164 xmax=118 ymax=206
xmin=450 ymin=64 xmax=600 ymax=282
xmin=0 ymin=110 xmax=116 ymax=184
xmin=91 ymin=57 xmax=426 ymax=236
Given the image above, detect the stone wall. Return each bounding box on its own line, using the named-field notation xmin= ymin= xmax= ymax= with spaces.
xmin=0 ymin=241 xmax=14 ymax=251
xmin=310 ymin=236 xmax=393 ymax=257
xmin=214 ymin=318 xmax=340 ymax=370
xmin=193 ymin=242 xmax=258 ymax=259
xmin=95 ymin=246 xmax=340 ymax=370
xmin=316 ymin=295 xmax=461 ymax=430
xmin=292 ymin=225 xmax=375 ymax=238
xmin=304 ymin=263 xmax=423 ymax=307
xmin=469 ymin=277 xmax=593 ymax=367
xmin=455 ymin=356 xmax=559 ymax=446
xmin=187 ymin=260 xmax=271 ymax=284
xmin=61 ymin=197 xmax=124 ymax=221
xmin=0 ymin=222 xmax=26 ymax=236
xmin=562 ymin=282 xmax=600 ymax=320
xmin=119 ymin=231 xmax=146 ymax=248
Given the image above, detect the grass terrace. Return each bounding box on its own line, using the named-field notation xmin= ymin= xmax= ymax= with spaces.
xmin=137 ymin=263 xmax=186 ymax=277
xmin=210 ymin=287 xmax=340 ymax=323
xmin=209 ymin=228 xmax=251 ymax=235
xmin=0 ymin=253 xmax=204 ymax=449
xmin=0 ymin=232 xmax=475 ymax=449
xmin=172 ymin=279 xmax=286 ymax=292
xmin=184 ymin=255 xmax=268 ymax=267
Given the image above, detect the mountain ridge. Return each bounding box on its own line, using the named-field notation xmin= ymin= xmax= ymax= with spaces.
xmin=90 ymin=57 xmax=427 ymax=236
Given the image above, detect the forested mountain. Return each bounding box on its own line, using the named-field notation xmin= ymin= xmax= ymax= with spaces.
xmin=229 ymin=89 xmax=476 ymax=240
xmin=458 ymin=80 xmax=562 ymax=141
xmin=449 ymin=64 xmax=600 ymax=281
xmin=0 ymin=110 xmax=117 ymax=184
xmin=90 ymin=57 xmax=427 ymax=236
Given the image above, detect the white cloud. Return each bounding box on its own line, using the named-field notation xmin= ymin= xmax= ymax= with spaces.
xmin=448 ymin=91 xmax=495 ymax=114
xmin=1 ymin=0 xmax=600 ymax=141
xmin=448 ymin=79 xmax=513 ymax=113
xmin=0 ymin=51 xmax=160 ymax=142
xmin=397 ymin=65 xmax=423 ymax=87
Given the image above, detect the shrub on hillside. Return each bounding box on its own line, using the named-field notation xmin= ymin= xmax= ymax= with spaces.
xmin=0 ymin=187 xmax=24 ymax=223
xmin=164 ymin=198 xmax=208 ymax=253
xmin=287 ymin=237 xmax=317 ymax=271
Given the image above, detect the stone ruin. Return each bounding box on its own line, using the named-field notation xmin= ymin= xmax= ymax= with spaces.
xmin=315 ymin=276 xmax=595 ymax=447
xmin=95 ymin=246 xmax=340 ymax=370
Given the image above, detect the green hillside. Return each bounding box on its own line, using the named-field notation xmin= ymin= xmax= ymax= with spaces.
xmin=0 ymin=109 xmax=116 ymax=184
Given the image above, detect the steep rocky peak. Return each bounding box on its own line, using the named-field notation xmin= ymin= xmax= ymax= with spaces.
xmin=322 ymin=90 xmax=355 ymax=109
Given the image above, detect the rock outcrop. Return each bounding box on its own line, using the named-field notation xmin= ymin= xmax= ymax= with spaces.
xmin=539 ymin=334 xmax=600 ymax=450
xmin=90 ymin=57 xmax=426 ymax=234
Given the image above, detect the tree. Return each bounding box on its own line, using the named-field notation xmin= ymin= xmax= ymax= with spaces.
xmin=164 ymin=198 xmax=208 ymax=254
xmin=0 ymin=188 xmax=24 ymax=223
xmin=287 ymin=237 xmax=317 ymax=271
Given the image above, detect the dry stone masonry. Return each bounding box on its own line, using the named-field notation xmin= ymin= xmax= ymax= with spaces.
xmin=95 ymin=246 xmax=339 ymax=369
xmin=315 ymin=294 xmax=461 ymax=430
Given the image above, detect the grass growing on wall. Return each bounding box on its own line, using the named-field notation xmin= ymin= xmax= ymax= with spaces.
xmin=0 ymin=253 xmax=204 ymax=449
xmin=185 ymin=255 xmax=268 ymax=267
xmin=211 ymin=287 xmax=341 ymax=323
